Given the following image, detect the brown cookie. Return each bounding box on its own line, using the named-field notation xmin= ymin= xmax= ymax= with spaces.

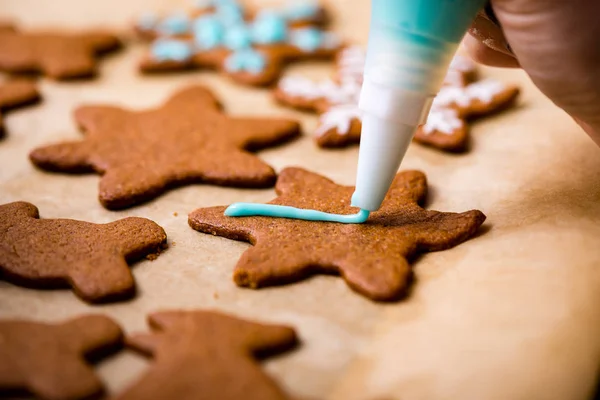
xmin=30 ymin=85 xmax=300 ymax=209
xmin=189 ymin=167 xmax=486 ymax=301
xmin=0 ymin=201 xmax=167 ymax=303
xmin=413 ymin=79 xmax=520 ymax=152
xmin=0 ymin=79 xmax=40 ymax=138
xmin=274 ymin=46 xmax=519 ymax=152
xmin=0 ymin=22 xmax=121 ymax=80
xmin=134 ymin=1 xmax=341 ymax=86
xmin=0 ymin=314 xmax=123 ymax=400
xmin=114 ymin=310 xmax=298 ymax=400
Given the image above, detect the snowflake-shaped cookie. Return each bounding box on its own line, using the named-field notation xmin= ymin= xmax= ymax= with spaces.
xmin=275 ymin=46 xmax=519 ymax=152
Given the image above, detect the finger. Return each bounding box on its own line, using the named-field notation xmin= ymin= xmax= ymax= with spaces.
xmin=462 ymin=34 xmax=520 ymax=68
xmin=468 ymin=11 xmax=513 ymax=56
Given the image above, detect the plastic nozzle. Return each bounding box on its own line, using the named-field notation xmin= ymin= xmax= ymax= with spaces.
xmin=351 ymin=113 xmax=416 ymax=211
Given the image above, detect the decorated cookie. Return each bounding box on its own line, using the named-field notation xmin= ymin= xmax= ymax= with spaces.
xmin=30 ymin=85 xmax=300 ymax=209
xmin=189 ymin=167 xmax=486 ymax=301
xmin=0 ymin=79 xmax=40 ymax=138
xmin=0 ymin=315 xmax=122 ymax=400
xmin=114 ymin=310 xmax=297 ymax=400
xmin=0 ymin=201 xmax=167 ymax=303
xmin=135 ymin=0 xmax=341 ymax=86
xmin=274 ymin=46 xmax=519 ymax=152
xmin=0 ymin=23 xmax=121 ymax=80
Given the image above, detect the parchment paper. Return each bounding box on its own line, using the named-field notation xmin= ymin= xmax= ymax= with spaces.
xmin=0 ymin=1 xmax=599 ymax=399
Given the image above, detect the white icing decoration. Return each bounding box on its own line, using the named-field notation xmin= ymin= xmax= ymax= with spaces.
xmin=278 ymin=76 xmax=324 ymax=99
xmin=433 ymin=79 xmax=506 ymax=109
xmin=277 ymin=47 xmax=507 ymax=139
xmin=277 ymin=46 xmax=366 ymax=105
xmin=316 ymin=104 xmax=362 ymax=136
xmin=442 ymin=70 xmax=465 ymax=87
xmin=278 ymin=76 xmax=360 ymax=104
xmin=448 ymin=54 xmax=475 ymax=74
xmin=422 ymin=107 xmax=463 ymax=135
xmin=337 ymin=46 xmax=365 ymax=83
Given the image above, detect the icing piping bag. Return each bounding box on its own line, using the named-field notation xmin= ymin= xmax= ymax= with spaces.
xmin=351 ymin=0 xmax=488 ymax=211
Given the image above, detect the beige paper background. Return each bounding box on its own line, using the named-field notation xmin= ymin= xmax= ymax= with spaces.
xmin=1 ymin=1 xmax=599 ymax=399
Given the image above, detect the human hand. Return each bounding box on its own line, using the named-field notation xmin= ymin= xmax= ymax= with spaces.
xmin=465 ymin=0 xmax=600 ymax=145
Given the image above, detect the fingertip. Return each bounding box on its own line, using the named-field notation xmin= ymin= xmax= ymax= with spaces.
xmin=463 ymin=34 xmax=521 ymax=68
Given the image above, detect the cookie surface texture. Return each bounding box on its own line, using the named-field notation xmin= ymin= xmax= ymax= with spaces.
xmin=0 ymin=315 xmax=123 ymax=400
xmin=29 ymin=85 xmax=300 ymax=209
xmin=189 ymin=167 xmax=486 ymax=301
xmin=0 ymin=201 xmax=167 ymax=302
xmin=275 ymin=46 xmax=519 ymax=152
xmin=0 ymin=79 xmax=40 ymax=138
xmin=114 ymin=310 xmax=297 ymax=400
xmin=136 ymin=0 xmax=341 ymax=86
xmin=0 ymin=23 xmax=121 ymax=80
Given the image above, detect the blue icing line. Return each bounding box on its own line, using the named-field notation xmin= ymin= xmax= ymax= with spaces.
xmin=289 ymin=27 xmax=324 ymax=52
xmin=224 ymin=49 xmax=266 ymax=74
xmin=158 ymin=12 xmax=191 ymax=35
xmin=193 ymin=16 xmax=224 ymax=49
xmin=284 ymin=1 xmax=319 ymax=21
xmin=251 ymin=10 xmax=288 ymax=44
xmin=151 ymin=39 xmax=192 ymax=61
xmin=223 ymin=23 xmax=252 ymax=50
xmin=224 ymin=203 xmax=370 ymax=224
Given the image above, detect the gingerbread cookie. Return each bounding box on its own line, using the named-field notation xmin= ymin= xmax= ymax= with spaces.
xmin=30 ymin=85 xmax=300 ymax=209
xmin=115 ymin=310 xmax=297 ymax=400
xmin=0 ymin=23 xmax=121 ymax=80
xmin=0 ymin=315 xmax=122 ymax=400
xmin=135 ymin=0 xmax=341 ymax=86
xmin=0 ymin=79 xmax=40 ymax=138
xmin=189 ymin=167 xmax=486 ymax=301
xmin=0 ymin=201 xmax=167 ymax=303
xmin=274 ymin=46 xmax=519 ymax=152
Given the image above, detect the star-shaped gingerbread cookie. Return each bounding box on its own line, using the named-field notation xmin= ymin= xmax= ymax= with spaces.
xmin=0 ymin=79 xmax=40 ymax=138
xmin=0 ymin=315 xmax=122 ymax=400
xmin=30 ymin=85 xmax=300 ymax=209
xmin=0 ymin=23 xmax=121 ymax=80
xmin=135 ymin=0 xmax=341 ymax=86
xmin=0 ymin=201 xmax=167 ymax=303
xmin=189 ymin=168 xmax=486 ymax=301
xmin=115 ymin=310 xmax=297 ymax=400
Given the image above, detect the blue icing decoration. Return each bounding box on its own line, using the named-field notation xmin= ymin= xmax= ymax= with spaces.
xmin=289 ymin=27 xmax=324 ymax=52
xmin=215 ymin=1 xmax=245 ymax=26
xmin=224 ymin=23 xmax=252 ymax=50
xmin=192 ymin=16 xmax=224 ymax=49
xmin=137 ymin=11 xmax=158 ymax=30
xmin=158 ymin=12 xmax=190 ymax=35
xmin=284 ymin=1 xmax=319 ymax=21
xmin=225 ymin=203 xmax=371 ymax=224
xmin=151 ymin=39 xmax=192 ymax=61
xmin=224 ymin=49 xmax=266 ymax=74
xmin=251 ymin=10 xmax=288 ymax=44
